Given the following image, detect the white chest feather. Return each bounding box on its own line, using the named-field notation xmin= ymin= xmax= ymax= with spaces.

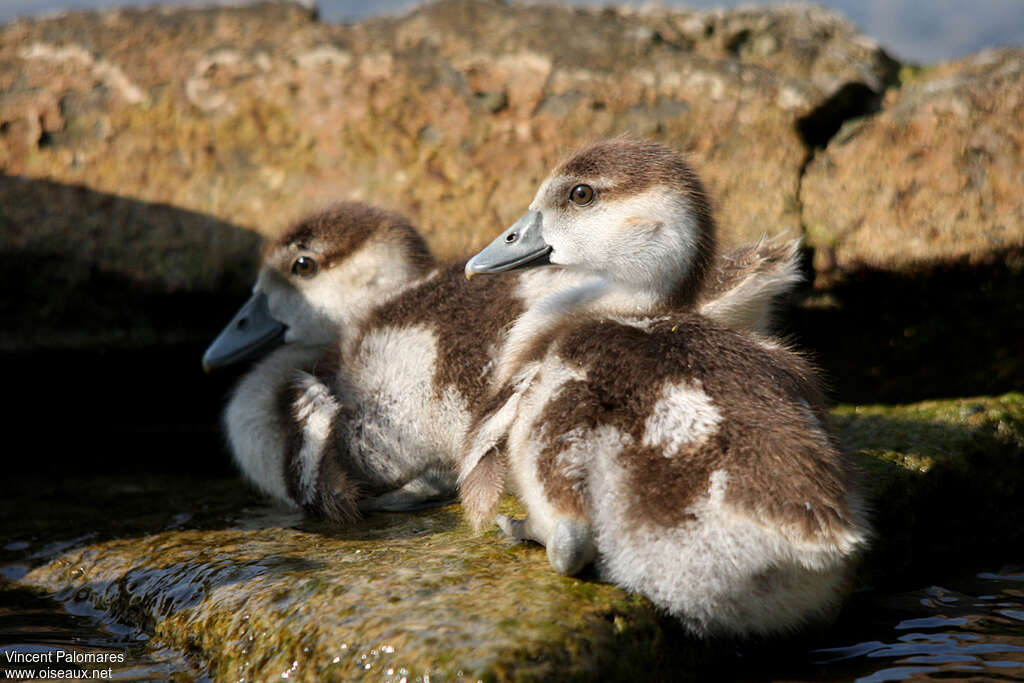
xmin=352 ymin=324 xmax=470 ymax=474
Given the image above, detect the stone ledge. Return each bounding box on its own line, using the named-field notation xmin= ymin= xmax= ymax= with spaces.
xmin=11 ymin=393 xmax=1024 ymax=680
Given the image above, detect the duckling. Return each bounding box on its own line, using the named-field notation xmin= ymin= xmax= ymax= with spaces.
xmin=205 ymin=202 xmax=454 ymax=518
xmin=459 ymin=139 xmax=870 ymax=637
xmin=206 ymin=195 xmax=803 ymax=521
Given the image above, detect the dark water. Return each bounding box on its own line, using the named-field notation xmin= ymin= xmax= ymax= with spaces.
xmin=802 ymin=571 xmax=1024 ymax=681
xmin=1 ymin=0 xmax=1022 ymax=64
xmin=0 ymin=581 xmax=204 ymax=681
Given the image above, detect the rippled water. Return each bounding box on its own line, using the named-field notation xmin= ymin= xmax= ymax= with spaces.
xmin=0 ymin=580 xmax=204 ymax=681
xmin=0 ymin=0 xmax=1022 ymax=63
xmin=805 ymin=571 xmax=1024 ymax=681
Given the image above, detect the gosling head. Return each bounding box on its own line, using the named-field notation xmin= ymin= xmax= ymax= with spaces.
xmin=466 ymin=139 xmax=716 ymax=306
xmin=203 ymin=201 xmax=433 ymax=372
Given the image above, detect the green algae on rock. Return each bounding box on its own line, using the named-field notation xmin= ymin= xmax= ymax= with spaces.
xmin=22 ymin=502 xmax=700 ymax=682
xmin=838 ymin=393 xmax=1024 ymax=587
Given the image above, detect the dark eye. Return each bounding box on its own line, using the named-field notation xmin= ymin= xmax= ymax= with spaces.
xmin=569 ymin=184 xmax=595 ymax=206
xmin=291 ymin=255 xmax=318 ymax=278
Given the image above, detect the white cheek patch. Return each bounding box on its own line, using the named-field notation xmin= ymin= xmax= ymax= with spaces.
xmin=262 ymin=238 xmax=424 ymax=348
xmin=311 ymin=241 xmax=416 ymax=331
xmin=642 ymin=380 xmax=722 ymax=457
xmin=622 ymin=215 xmax=665 ymax=234
xmin=540 ymin=185 xmax=703 ymax=298
xmin=612 ymin=189 xmax=701 ymax=288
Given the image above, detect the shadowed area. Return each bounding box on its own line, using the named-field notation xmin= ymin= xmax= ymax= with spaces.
xmin=0 ymin=175 xmax=262 ymax=475
xmin=785 ymin=247 xmax=1024 ymax=404
xmin=835 ymin=396 xmax=1024 ymax=587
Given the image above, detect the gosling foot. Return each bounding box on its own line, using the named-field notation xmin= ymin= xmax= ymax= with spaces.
xmin=495 ymin=514 xmax=595 ymax=576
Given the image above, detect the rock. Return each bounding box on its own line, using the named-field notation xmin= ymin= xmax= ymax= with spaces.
xmin=801 ymin=48 xmax=1024 ymax=277
xmin=0 ymin=0 xmax=903 ymax=358
xmin=790 ymin=49 xmax=1024 ymax=402
xmin=1 ymin=3 xmax=1019 ymax=378
xmin=10 ymin=393 xmax=1024 ymax=680
xmin=838 ymin=392 xmax=1024 ymax=585
xmin=13 ymin=485 xmax=704 ymax=681
xmin=0 ymin=0 xmax=896 ymax=261
xmin=648 ymin=3 xmax=897 ymax=93
xmin=331 ymin=0 xmax=897 ymax=253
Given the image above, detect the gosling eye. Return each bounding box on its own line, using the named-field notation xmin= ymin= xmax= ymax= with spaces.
xmin=569 ymin=184 xmax=595 ymax=207
xmin=291 ymin=255 xmax=318 ymax=278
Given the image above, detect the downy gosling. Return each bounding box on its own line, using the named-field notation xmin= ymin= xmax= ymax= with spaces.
xmin=460 ymin=139 xmax=870 ymax=638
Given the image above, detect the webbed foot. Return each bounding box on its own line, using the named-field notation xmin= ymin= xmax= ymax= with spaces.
xmin=495 ymin=514 xmax=595 ymax=576
xmin=547 ymin=517 xmax=596 ymax=576
xmin=495 ymin=514 xmax=544 ymax=543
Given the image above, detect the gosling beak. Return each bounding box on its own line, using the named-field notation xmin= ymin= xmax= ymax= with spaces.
xmin=465 ymin=210 xmax=551 ymax=279
xmin=202 ymin=290 xmax=287 ymax=373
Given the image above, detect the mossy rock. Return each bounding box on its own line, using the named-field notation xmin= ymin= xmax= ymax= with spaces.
xmin=10 ymin=393 xmax=1024 ymax=680
xmin=839 ymin=392 xmax=1024 ymax=586
xmin=19 ymin=499 xmax=708 ymax=682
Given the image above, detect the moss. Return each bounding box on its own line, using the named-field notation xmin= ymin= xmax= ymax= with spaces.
xmin=20 ymin=499 xmax=711 ymax=681
xmin=896 ymin=62 xmax=934 ymax=86
xmin=836 ymin=393 xmax=1024 ymax=587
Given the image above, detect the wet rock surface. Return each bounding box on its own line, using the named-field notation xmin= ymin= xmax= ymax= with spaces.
xmin=5 ymin=478 xmax=702 ymax=681
xmin=4 ymin=394 xmax=1023 ymax=680
xmin=2 ymin=1 xmax=1023 ymax=679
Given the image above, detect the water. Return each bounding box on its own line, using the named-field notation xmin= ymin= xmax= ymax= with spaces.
xmin=0 ymin=0 xmax=1022 ymax=64
xmin=3 ymin=561 xmax=1022 ymax=680
xmin=0 ymin=581 xmax=205 ymax=681
xmin=802 ymin=571 xmax=1024 ymax=681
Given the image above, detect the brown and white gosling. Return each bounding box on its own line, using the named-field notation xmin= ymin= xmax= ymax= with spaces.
xmin=460 ymin=139 xmax=870 ymax=637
